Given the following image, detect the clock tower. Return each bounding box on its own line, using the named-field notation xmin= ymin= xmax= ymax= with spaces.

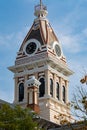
xmin=9 ymin=0 xmax=73 ymax=124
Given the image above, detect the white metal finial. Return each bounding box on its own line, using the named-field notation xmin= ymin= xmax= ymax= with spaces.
xmin=34 ymin=0 xmax=48 ymax=18
xmin=40 ymin=0 xmax=42 ymax=9
xmin=40 ymin=0 xmax=42 ymax=6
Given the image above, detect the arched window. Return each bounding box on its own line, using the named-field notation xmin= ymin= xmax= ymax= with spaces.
xmin=63 ymin=86 xmax=65 ymax=103
xmin=56 ymin=82 xmax=59 ymax=100
xmin=19 ymin=83 xmax=24 ymax=102
xmin=50 ymin=78 xmax=53 ymax=97
xmin=39 ymin=78 xmax=45 ymax=97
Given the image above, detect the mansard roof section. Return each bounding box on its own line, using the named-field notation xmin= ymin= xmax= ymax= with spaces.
xmin=39 ymin=19 xmax=59 ymax=44
xmin=19 ymin=19 xmax=59 ymax=51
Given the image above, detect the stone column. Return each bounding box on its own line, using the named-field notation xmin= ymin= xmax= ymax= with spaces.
xmin=34 ymin=72 xmax=38 ymax=79
xmin=53 ymin=73 xmax=56 ymax=99
xmin=24 ymin=75 xmax=28 ymax=103
xmin=34 ymin=72 xmax=39 ymax=98
xmin=44 ymin=69 xmax=50 ymax=97
xmin=65 ymin=80 xmax=69 ymax=103
xmin=29 ymin=89 xmax=33 ymax=104
xmin=14 ymin=77 xmax=18 ymax=103
xmin=34 ymin=72 xmax=39 ymax=99
xmin=34 ymin=89 xmax=37 ymax=104
xmin=59 ymin=77 xmax=62 ymax=101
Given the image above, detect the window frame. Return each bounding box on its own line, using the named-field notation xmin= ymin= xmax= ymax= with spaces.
xmin=50 ymin=78 xmax=53 ymax=97
xmin=18 ymin=82 xmax=24 ymax=102
xmin=39 ymin=77 xmax=45 ymax=98
xmin=63 ymin=86 xmax=66 ymax=103
xmin=56 ymin=82 xmax=59 ymax=100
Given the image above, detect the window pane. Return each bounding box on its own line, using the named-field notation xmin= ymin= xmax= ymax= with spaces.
xmin=56 ymin=82 xmax=59 ymax=100
xmin=39 ymin=78 xmax=45 ymax=97
xmin=19 ymin=83 xmax=24 ymax=102
xmin=63 ymin=86 xmax=65 ymax=102
xmin=50 ymin=78 xmax=53 ymax=97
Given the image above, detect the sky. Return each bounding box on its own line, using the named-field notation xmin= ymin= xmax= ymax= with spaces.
xmin=0 ymin=0 xmax=87 ymax=103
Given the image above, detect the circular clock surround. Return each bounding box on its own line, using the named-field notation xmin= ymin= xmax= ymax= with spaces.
xmin=53 ymin=41 xmax=62 ymax=58
xmin=55 ymin=44 xmax=61 ymax=57
xmin=24 ymin=39 xmax=41 ymax=56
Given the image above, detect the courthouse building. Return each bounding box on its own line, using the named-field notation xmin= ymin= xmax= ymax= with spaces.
xmin=8 ymin=0 xmax=74 ymax=125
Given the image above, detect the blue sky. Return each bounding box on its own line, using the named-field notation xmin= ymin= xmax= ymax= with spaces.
xmin=0 ymin=0 xmax=87 ymax=103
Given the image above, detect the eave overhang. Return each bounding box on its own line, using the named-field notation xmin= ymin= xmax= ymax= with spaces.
xmin=8 ymin=52 xmax=73 ymax=77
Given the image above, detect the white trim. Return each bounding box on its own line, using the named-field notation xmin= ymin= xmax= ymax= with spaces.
xmin=18 ymin=77 xmax=24 ymax=81
xmin=38 ymin=76 xmax=45 ymax=90
xmin=17 ymin=81 xmax=24 ymax=87
xmin=14 ymin=65 xmax=69 ymax=81
xmin=38 ymin=75 xmax=45 ymax=81
xmin=25 ymin=76 xmax=41 ymax=88
xmin=23 ymin=39 xmax=41 ymax=57
xmin=38 ymin=72 xmax=45 ymax=76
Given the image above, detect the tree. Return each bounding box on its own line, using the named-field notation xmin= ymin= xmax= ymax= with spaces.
xmin=58 ymin=84 xmax=87 ymax=130
xmin=0 ymin=104 xmax=41 ymax=130
xmin=80 ymin=75 xmax=87 ymax=85
xmin=71 ymin=86 xmax=87 ymax=121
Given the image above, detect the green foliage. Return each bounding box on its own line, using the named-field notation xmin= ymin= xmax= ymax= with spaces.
xmin=0 ymin=104 xmax=40 ymax=130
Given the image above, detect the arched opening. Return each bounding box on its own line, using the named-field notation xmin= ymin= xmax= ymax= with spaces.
xmin=50 ymin=78 xmax=53 ymax=97
xmin=63 ymin=86 xmax=66 ymax=103
xmin=56 ymin=82 xmax=59 ymax=100
xmin=39 ymin=78 xmax=45 ymax=97
xmin=19 ymin=83 xmax=24 ymax=102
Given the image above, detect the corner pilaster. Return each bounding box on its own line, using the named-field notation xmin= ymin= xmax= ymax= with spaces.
xmin=53 ymin=73 xmax=56 ymax=99
xmin=65 ymin=80 xmax=69 ymax=103
xmin=59 ymin=77 xmax=62 ymax=101
xmin=14 ymin=77 xmax=18 ymax=103
xmin=24 ymin=75 xmax=28 ymax=102
xmin=45 ymin=69 xmax=50 ymax=96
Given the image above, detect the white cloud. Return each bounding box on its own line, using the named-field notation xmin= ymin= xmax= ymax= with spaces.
xmin=60 ymin=34 xmax=81 ymax=53
xmin=68 ymin=57 xmax=87 ymax=101
xmin=53 ymin=21 xmax=87 ymax=54
xmin=54 ymin=27 xmax=87 ymax=54
xmin=0 ymin=26 xmax=29 ymax=50
xmin=0 ymin=26 xmax=30 ymax=103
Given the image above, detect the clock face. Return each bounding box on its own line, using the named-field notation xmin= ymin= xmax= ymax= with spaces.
xmin=26 ymin=42 xmax=37 ymax=55
xmin=55 ymin=44 xmax=61 ymax=57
